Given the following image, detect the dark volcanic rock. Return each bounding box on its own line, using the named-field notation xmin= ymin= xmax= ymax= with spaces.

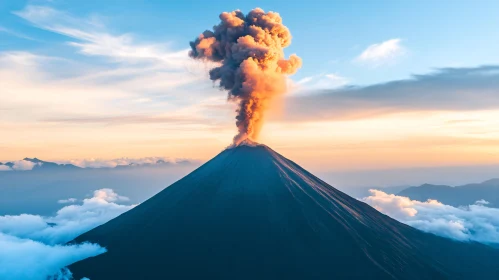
xmin=69 ymin=144 xmax=499 ymax=279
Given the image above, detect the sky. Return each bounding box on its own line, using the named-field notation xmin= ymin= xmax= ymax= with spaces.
xmin=1 ymin=0 xmax=499 ymax=171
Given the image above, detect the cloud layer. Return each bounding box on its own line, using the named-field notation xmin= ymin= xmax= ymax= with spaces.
xmin=0 ymin=160 xmax=39 ymax=171
xmin=283 ymin=65 xmax=499 ymax=121
xmin=1 ymin=157 xmax=197 ymax=170
xmin=363 ymin=190 xmax=499 ymax=244
xmin=0 ymin=234 xmax=104 ymax=280
xmin=0 ymin=188 xmax=135 ymax=279
xmin=58 ymin=156 xmax=194 ymax=168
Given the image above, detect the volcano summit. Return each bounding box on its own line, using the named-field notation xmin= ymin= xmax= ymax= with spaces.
xmin=69 ymin=143 xmax=499 ymax=279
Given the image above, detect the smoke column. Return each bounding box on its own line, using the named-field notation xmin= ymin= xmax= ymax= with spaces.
xmin=189 ymin=8 xmax=302 ymax=145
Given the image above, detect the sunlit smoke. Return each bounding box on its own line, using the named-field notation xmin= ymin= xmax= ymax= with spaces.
xmin=189 ymin=8 xmax=301 ymax=145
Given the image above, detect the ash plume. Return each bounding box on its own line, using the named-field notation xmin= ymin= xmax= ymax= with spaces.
xmin=189 ymin=8 xmax=301 ymax=145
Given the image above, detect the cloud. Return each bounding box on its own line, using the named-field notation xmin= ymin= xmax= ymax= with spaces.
xmin=0 ymin=51 xmax=214 ymax=125
xmin=14 ymin=5 xmax=190 ymax=67
xmin=476 ymin=199 xmax=490 ymax=206
xmin=1 ymin=4 xmax=223 ymax=129
xmin=296 ymin=73 xmax=350 ymax=90
xmin=355 ymin=38 xmax=405 ymax=66
xmin=0 ymin=233 xmax=104 ymax=280
xmin=0 ymin=188 xmax=134 ymax=279
xmin=0 ymin=5 xmax=235 ymax=160
xmin=58 ymin=198 xmax=77 ymax=204
xmin=43 ymin=114 xmax=208 ymax=125
xmin=57 ymin=156 xmax=195 ymax=168
xmin=0 ymin=188 xmax=135 ymax=245
xmin=92 ymin=188 xmax=129 ymax=202
xmin=0 ymin=26 xmax=36 ymax=41
xmin=283 ymin=65 xmax=499 ymax=121
xmin=0 ymin=165 xmax=11 ymax=171
xmin=11 ymin=160 xmax=38 ymax=171
xmin=363 ymin=190 xmax=499 ymax=244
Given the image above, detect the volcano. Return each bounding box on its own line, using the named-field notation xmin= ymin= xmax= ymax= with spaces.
xmin=69 ymin=143 xmax=499 ymax=279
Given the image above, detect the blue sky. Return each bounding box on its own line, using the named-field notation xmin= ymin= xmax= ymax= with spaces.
xmin=2 ymin=0 xmax=498 ymax=85
xmin=1 ymin=0 xmax=499 ymax=170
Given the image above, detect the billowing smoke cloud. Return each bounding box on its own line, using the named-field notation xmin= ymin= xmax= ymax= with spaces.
xmin=0 ymin=188 xmax=135 ymax=279
xmin=189 ymin=8 xmax=301 ymax=144
xmin=363 ymin=190 xmax=499 ymax=244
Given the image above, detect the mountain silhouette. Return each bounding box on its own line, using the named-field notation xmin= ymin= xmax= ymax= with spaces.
xmin=398 ymin=179 xmax=499 ymax=207
xmin=23 ymin=157 xmax=81 ymax=170
xmin=69 ymin=143 xmax=499 ymax=279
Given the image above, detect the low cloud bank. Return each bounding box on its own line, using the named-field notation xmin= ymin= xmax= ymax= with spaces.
xmin=0 ymin=188 xmax=135 ymax=279
xmin=0 ymin=233 xmax=104 ymax=280
xmin=0 ymin=157 xmax=198 ymax=171
xmin=284 ymin=65 xmax=499 ymax=121
xmin=0 ymin=160 xmax=39 ymax=171
xmin=363 ymin=190 xmax=499 ymax=244
xmin=58 ymin=156 xmax=194 ymax=168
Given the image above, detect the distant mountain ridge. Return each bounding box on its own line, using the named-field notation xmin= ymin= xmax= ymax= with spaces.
xmin=25 ymin=157 xmax=81 ymax=170
xmin=0 ymin=157 xmax=193 ymax=171
xmin=0 ymin=158 xmax=80 ymax=171
xmin=398 ymin=178 xmax=499 ymax=207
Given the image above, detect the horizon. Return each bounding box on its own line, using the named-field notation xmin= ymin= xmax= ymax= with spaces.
xmin=1 ymin=0 xmax=499 ymax=171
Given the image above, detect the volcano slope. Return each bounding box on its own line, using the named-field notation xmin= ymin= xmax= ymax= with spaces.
xmin=69 ymin=143 xmax=499 ymax=279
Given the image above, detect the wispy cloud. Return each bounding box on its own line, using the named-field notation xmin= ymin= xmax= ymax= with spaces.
xmin=42 ymin=114 xmax=211 ymax=125
xmin=14 ymin=5 xmax=190 ymax=67
xmin=0 ymin=26 xmax=36 ymax=41
xmin=355 ymin=38 xmax=405 ymax=66
xmin=296 ymin=73 xmax=350 ymax=90
xmin=1 ymin=5 xmax=224 ymax=132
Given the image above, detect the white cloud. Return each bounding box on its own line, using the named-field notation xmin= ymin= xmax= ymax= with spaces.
xmin=476 ymin=199 xmax=490 ymax=206
xmin=0 ymin=188 xmax=134 ymax=279
xmin=92 ymin=188 xmax=129 ymax=202
xmin=0 ymin=165 xmax=11 ymax=171
xmin=0 ymin=188 xmax=135 ymax=245
xmin=133 ymin=97 xmax=152 ymax=103
xmin=0 ymin=26 xmax=35 ymax=41
xmin=355 ymin=38 xmax=405 ymax=66
xmin=363 ymin=190 xmax=499 ymax=244
xmin=295 ymin=73 xmax=350 ymax=91
xmin=11 ymin=160 xmax=38 ymax=171
xmin=57 ymin=198 xmax=77 ymax=204
xmin=0 ymin=233 xmax=104 ymax=280
xmin=14 ymin=5 xmax=190 ymax=68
